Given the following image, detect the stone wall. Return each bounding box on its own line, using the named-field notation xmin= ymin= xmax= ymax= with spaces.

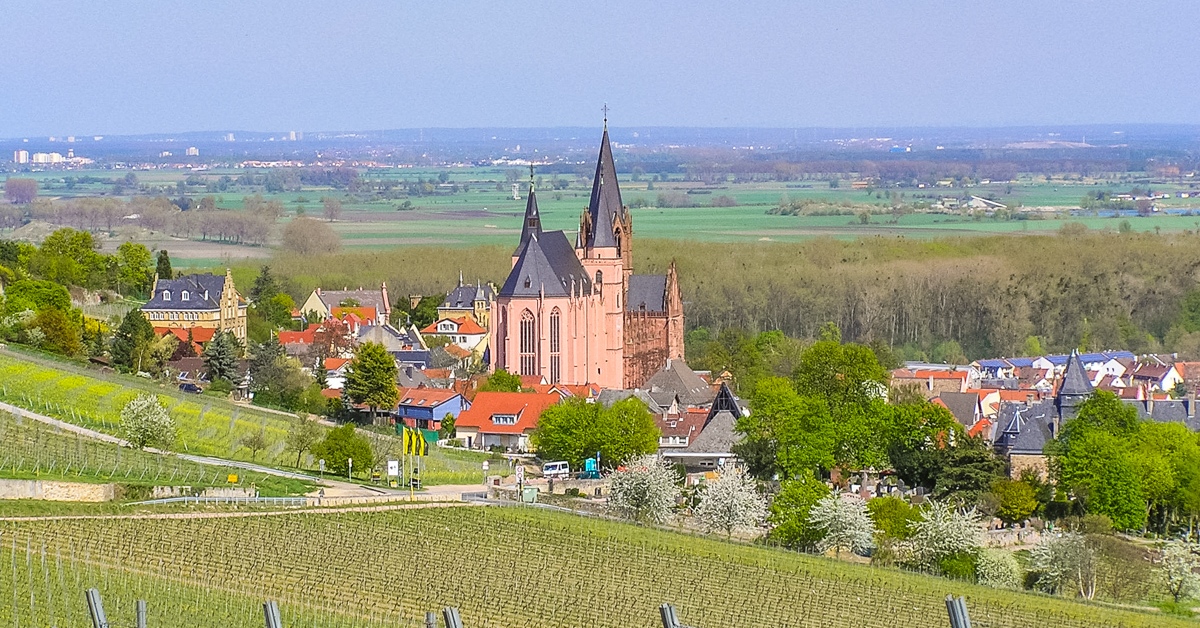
xmin=0 ymin=479 xmax=115 ymax=502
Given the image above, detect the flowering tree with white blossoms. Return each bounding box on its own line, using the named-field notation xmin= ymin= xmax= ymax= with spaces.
xmin=694 ymin=465 xmax=767 ymax=538
xmin=908 ymin=501 xmax=983 ymax=572
xmin=608 ymin=454 xmax=681 ymax=525
xmin=808 ymin=493 xmax=877 ymax=557
xmin=120 ymin=394 xmax=175 ymax=450
xmin=1161 ymin=540 xmax=1200 ymax=603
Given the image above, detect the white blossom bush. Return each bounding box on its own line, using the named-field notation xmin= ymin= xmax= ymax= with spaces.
xmin=1161 ymin=541 xmax=1200 ymax=603
xmin=808 ymin=493 xmax=877 ymax=557
xmin=907 ymin=501 xmax=984 ymax=571
xmin=694 ymin=465 xmax=767 ymax=537
xmin=976 ymin=548 xmax=1022 ymax=589
xmin=1030 ymin=532 xmax=1097 ymax=599
xmin=120 ymin=394 xmax=176 ymax=450
xmin=608 ymin=454 xmax=681 ymax=524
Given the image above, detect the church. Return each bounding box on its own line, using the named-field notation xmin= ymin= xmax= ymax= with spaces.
xmin=489 ymin=124 xmax=684 ymax=389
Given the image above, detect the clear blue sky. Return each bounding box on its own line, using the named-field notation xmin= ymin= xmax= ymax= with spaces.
xmin=2 ymin=0 xmax=1197 ymax=136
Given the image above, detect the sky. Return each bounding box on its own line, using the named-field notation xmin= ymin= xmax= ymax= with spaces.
xmin=2 ymin=0 xmax=1198 ymax=136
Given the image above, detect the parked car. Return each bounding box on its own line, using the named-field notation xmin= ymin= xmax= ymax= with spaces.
xmin=179 ymin=383 xmax=203 ymax=394
xmin=542 ymin=461 xmax=570 ymax=479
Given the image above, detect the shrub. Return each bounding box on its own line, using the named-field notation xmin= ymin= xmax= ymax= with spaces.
xmin=119 ymin=394 xmax=176 ymax=450
xmin=867 ymin=495 xmax=919 ymax=540
xmin=976 ymin=548 xmax=1022 ymax=589
xmin=937 ymin=551 xmax=978 ymax=582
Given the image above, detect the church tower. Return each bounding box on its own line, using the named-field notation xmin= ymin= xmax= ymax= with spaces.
xmin=577 ymin=120 xmax=629 ymax=388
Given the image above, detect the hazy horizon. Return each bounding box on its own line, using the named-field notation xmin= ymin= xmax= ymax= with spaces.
xmin=3 ymin=0 xmax=1199 ymax=137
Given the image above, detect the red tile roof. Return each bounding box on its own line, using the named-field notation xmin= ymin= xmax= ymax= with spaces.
xmin=332 ymin=307 xmax=378 ymax=325
xmin=420 ymin=317 xmax=487 ymax=336
xmin=444 ymin=345 xmax=472 ymax=359
xmin=320 ymin=388 xmax=342 ymax=399
xmin=519 ymin=375 xmax=547 ymax=389
xmin=154 ymin=326 xmax=217 ymax=344
xmin=398 ymin=387 xmax=462 ymax=408
xmin=656 ymin=409 xmax=707 ymax=439
xmin=967 ymin=418 xmax=993 ymax=438
xmin=279 ymin=324 xmax=320 ymax=345
xmin=454 ymin=392 xmax=558 ymax=434
xmin=324 ymin=357 xmax=350 ymax=371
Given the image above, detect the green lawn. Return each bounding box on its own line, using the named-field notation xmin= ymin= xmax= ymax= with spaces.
xmin=0 ymin=506 xmax=1187 ymax=628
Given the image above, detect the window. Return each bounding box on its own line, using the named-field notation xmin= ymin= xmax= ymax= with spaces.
xmin=491 ymin=414 xmax=518 ymax=426
xmin=181 ymin=291 xmax=190 ymax=301
xmin=497 ymin=307 xmax=507 ymax=369
xmin=519 ymin=310 xmax=537 ymax=376
xmin=594 ymin=270 xmax=602 ymax=286
xmin=162 ymin=291 xmax=171 ymax=301
xmin=549 ymin=308 xmax=561 ymax=384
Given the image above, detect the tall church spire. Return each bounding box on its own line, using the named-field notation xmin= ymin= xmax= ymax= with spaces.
xmin=585 ymin=119 xmax=624 ymax=249
xmin=519 ymin=166 xmax=542 ymax=247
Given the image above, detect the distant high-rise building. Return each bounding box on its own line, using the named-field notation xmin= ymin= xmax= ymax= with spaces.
xmin=186 ymin=146 xmax=200 ymax=156
xmin=224 ymin=133 xmax=235 ymax=142
xmin=13 ymin=150 xmax=29 ymax=164
xmin=67 ymin=136 xmax=75 ymax=143
xmin=288 ymin=131 xmax=297 ymax=141
xmin=31 ymin=152 xmax=64 ymax=164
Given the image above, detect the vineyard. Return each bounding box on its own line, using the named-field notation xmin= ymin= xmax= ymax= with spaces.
xmin=0 ymin=411 xmax=312 ymax=496
xmin=0 ymin=506 xmax=1187 ymax=628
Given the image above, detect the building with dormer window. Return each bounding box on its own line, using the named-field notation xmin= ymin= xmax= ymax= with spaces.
xmin=141 ymin=269 xmax=247 ymax=342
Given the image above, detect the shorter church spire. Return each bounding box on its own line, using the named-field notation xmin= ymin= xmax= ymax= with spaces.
xmin=519 ymin=166 xmax=542 ymax=246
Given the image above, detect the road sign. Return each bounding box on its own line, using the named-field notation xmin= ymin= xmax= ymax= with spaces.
xmin=318 ymin=459 xmax=326 ymax=472
xmin=387 ymin=460 xmax=399 ymax=477
xmin=515 ymin=465 xmax=525 ymax=482
xmin=227 ymin=474 xmax=238 ymax=484
xmin=482 ymin=460 xmax=489 ymax=471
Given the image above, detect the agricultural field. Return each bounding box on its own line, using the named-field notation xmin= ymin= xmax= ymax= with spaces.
xmin=0 ymin=505 xmax=1188 ymax=628
xmin=15 ymin=166 xmax=1200 ymax=266
xmin=0 ymin=411 xmax=312 ymax=496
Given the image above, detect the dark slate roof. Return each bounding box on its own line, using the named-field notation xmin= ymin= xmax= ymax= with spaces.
xmin=1058 ymin=350 xmax=1094 ymax=397
xmin=995 ymin=400 xmax=1055 ymax=455
xmin=626 ymin=274 xmax=667 ymax=312
xmin=1126 ymin=399 xmax=1197 ymax=428
xmin=645 ymin=359 xmax=714 ymax=407
xmin=706 ymin=382 xmax=741 ymax=427
xmin=143 ymin=274 xmax=229 ymax=311
xmin=939 ymin=391 xmax=980 ymax=428
xmin=499 ymin=230 xmax=592 ymax=298
xmin=519 ymin=184 xmax=542 ymax=249
xmin=586 ymin=127 xmax=625 ymax=248
xmin=597 ymin=389 xmax=662 ymax=413
xmin=442 ymin=282 xmax=495 ymax=309
xmin=685 ymin=410 xmax=739 ymax=454
xmin=396 ymin=364 xmax=431 ymax=389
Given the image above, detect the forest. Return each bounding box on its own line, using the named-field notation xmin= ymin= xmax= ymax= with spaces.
xmin=231 ymin=226 xmax=1200 ymax=366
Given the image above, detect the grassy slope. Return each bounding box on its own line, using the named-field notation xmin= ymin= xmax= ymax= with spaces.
xmin=1 ymin=506 xmax=1189 ymax=628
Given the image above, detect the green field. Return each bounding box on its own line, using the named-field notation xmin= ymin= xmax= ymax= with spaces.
xmin=0 ymin=505 xmax=1188 ymax=628
xmin=0 ymin=347 xmax=491 ymax=485
xmin=0 ymin=411 xmax=312 ymax=496
xmin=17 ymin=167 xmax=1200 ymax=265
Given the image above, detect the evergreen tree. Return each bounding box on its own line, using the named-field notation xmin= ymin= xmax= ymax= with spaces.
xmin=203 ymin=331 xmax=240 ymax=382
xmin=344 ymin=342 xmax=398 ymax=417
xmin=111 ymin=310 xmax=154 ymax=371
xmin=155 ymin=249 xmax=172 ymax=280
xmin=250 ymin=265 xmax=280 ymax=303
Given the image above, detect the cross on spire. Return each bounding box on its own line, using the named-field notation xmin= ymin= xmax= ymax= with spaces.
xmin=602 ymin=103 xmax=609 ymax=127
xmin=529 ymin=164 xmax=535 ymax=185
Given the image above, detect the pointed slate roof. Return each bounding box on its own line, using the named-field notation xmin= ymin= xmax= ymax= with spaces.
xmin=705 ymin=382 xmax=741 ymax=427
xmin=519 ymin=182 xmax=542 ymax=248
xmin=645 ymin=359 xmax=714 ymax=407
xmin=1058 ymin=350 xmax=1094 ymax=400
xmin=626 ymin=274 xmax=668 ymax=312
xmin=499 ymin=230 xmax=593 ymax=298
xmin=586 ymin=127 xmax=625 ymax=248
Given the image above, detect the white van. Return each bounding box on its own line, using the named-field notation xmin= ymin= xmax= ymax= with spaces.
xmin=542 ymin=461 xmax=570 ymax=479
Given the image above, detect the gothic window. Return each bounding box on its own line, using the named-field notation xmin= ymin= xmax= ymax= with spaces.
xmin=519 ymin=309 xmax=537 ymax=376
xmin=594 ymin=270 xmax=602 ymax=287
xmin=549 ymin=308 xmax=561 ymax=384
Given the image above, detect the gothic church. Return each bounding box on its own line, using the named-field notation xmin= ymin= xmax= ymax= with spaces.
xmin=489 ymin=124 xmax=684 ymax=389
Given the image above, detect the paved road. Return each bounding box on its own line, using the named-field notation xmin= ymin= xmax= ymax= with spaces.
xmin=0 ymin=399 xmax=404 ymax=498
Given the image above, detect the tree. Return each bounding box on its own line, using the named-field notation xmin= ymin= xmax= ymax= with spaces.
xmin=120 ymin=394 xmax=175 ymax=450
xmin=311 ymin=318 xmax=355 ymax=360
xmin=867 ymin=495 xmax=920 ymax=541
xmin=5 ymin=280 xmax=72 ymax=313
xmin=114 ymin=242 xmax=154 ymax=296
xmin=976 ymin=548 xmax=1022 ymax=589
xmin=735 ymin=377 xmax=836 ymax=479
xmin=808 ymin=493 xmax=877 ymax=557
xmin=111 ymin=310 xmax=155 ymax=371
xmin=322 ymin=197 xmax=343 ymax=222
xmin=155 ymin=249 xmax=172 ymax=280
xmin=478 ymin=368 xmax=522 ymax=393
xmin=1161 ymin=541 xmax=1200 ymax=603
xmin=203 ymin=330 xmax=241 ymax=383
xmin=991 ymin=478 xmax=1038 ymax=525
xmin=344 ymin=342 xmax=398 ymax=417
xmin=908 ymin=501 xmax=983 ymax=573
xmin=4 ymin=178 xmax=37 ymax=204
xmin=312 ymin=423 xmax=374 ymax=477
xmin=767 ymin=469 xmax=831 ymax=550
xmin=241 ymin=427 xmax=270 ymax=461
xmin=694 ymin=466 xmax=767 ymax=538
xmin=29 ymin=308 xmax=82 ymax=356
xmin=531 ymin=397 xmax=659 ymax=470
xmin=608 ymin=454 xmax=680 ymax=524
xmin=281 ymin=217 xmax=342 ymax=256
xmin=1030 ymin=532 xmax=1097 ymax=599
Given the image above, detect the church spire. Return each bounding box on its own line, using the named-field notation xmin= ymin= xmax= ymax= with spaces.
xmin=585 ymin=115 xmax=624 ymax=249
xmin=519 ymin=165 xmax=542 ymax=247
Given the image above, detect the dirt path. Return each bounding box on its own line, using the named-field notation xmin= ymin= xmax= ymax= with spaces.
xmin=0 ymin=399 xmax=398 ymax=498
